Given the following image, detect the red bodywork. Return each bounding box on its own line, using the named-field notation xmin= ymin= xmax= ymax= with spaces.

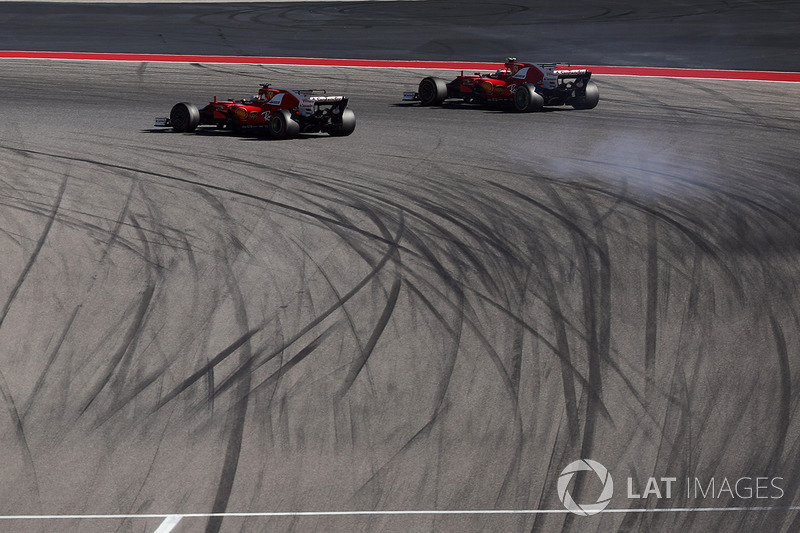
xmin=408 ymin=58 xmax=598 ymax=110
xmin=453 ymin=61 xmax=552 ymax=101
xmin=201 ymin=85 xmax=348 ymax=130
xmin=158 ymin=82 xmax=355 ymax=137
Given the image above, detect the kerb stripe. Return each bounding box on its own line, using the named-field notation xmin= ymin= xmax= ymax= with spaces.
xmin=1 ymin=51 xmax=798 ymax=82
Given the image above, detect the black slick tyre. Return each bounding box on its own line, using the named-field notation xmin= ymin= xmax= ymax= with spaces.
xmin=572 ymin=81 xmax=599 ymax=110
xmin=329 ymin=109 xmax=356 ymax=137
xmin=418 ymin=77 xmax=448 ymax=106
xmin=269 ymin=109 xmax=300 ymax=139
xmin=170 ymin=102 xmax=200 ymax=132
xmin=512 ymin=84 xmax=543 ymax=112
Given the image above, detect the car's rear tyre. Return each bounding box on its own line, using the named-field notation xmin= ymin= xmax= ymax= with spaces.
xmin=418 ymin=77 xmax=448 ymax=106
xmin=329 ymin=109 xmax=356 ymax=137
xmin=512 ymin=83 xmax=544 ymax=112
xmin=170 ymin=102 xmax=200 ymax=132
xmin=572 ymin=81 xmax=599 ymax=110
xmin=269 ymin=109 xmax=300 ymax=139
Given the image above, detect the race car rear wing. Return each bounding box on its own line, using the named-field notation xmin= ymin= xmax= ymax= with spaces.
xmin=531 ymin=63 xmax=591 ymax=90
xmin=306 ymin=95 xmax=347 ymax=104
xmin=555 ymin=68 xmax=591 ymax=76
xmin=552 ymin=67 xmax=592 ymax=94
xmin=294 ymin=89 xmax=348 ymax=107
xmin=297 ymin=95 xmax=350 ymax=118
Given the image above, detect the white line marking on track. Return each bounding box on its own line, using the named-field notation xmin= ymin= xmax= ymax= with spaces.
xmin=153 ymin=515 xmax=182 ymax=533
xmin=2 ymin=506 xmax=800 ymax=522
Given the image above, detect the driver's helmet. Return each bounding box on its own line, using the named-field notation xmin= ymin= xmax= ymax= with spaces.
xmin=503 ymin=57 xmax=527 ymax=77
xmin=258 ymin=83 xmax=271 ymax=100
xmin=495 ymin=57 xmax=517 ymax=77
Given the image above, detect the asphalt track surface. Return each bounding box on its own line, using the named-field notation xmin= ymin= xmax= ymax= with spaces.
xmin=2 ymin=0 xmax=800 ymax=70
xmin=1 ymin=2 xmax=800 ymax=533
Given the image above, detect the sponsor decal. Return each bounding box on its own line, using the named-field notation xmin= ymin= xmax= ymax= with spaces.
xmin=308 ymin=95 xmax=344 ymax=102
xmin=512 ymin=67 xmax=530 ymax=80
xmin=234 ymin=107 xmax=248 ymax=120
xmin=249 ymin=112 xmax=259 ymax=121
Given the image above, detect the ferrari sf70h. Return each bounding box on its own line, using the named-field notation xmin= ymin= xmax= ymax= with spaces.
xmin=404 ymin=58 xmax=599 ymax=112
xmin=156 ymin=83 xmax=356 ymax=139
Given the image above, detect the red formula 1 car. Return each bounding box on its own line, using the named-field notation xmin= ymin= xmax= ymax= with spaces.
xmin=404 ymin=58 xmax=599 ymax=112
xmin=155 ymin=83 xmax=356 ymax=139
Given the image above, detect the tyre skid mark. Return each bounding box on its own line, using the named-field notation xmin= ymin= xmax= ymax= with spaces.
xmin=3 ymin=146 xmax=396 ymax=249
xmin=228 ymin=221 xmax=405 ymax=414
xmin=153 ymin=216 xmax=405 ymax=417
xmin=0 ymin=175 xmax=68 ymax=329
xmin=80 ymin=214 xmax=157 ymax=416
xmin=2 ymin=61 xmax=799 ymax=531
xmin=153 ymin=327 xmax=263 ymax=411
xmin=531 ymin=232 xmax=580 ymax=441
xmin=337 ymin=174 xmax=620 ymax=424
xmin=325 ymin=203 xmax=404 ymax=399
xmin=21 ymin=306 xmax=80 ymax=420
xmin=1 ymin=145 xmax=206 ymax=263
xmin=299 ymin=172 xmax=524 ymax=294
xmin=338 ymin=276 xmax=401 ymax=397
xmin=767 ymin=313 xmax=792 ymax=470
xmin=403 ymin=281 xmax=463 ymax=417
xmin=561 ymin=194 xmax=612 ymax=530
xmin=0 ymin=366 xmax=42 ymax=520
xmin=205 ymin=245 xmax=253 ymax=533
xmin=209 ymin=326 xmax=334 ymax=418
xmin=0 ymin=175 xmax=65 ymax=523
xmin=524 ymin=169 xmax=750 ymax=303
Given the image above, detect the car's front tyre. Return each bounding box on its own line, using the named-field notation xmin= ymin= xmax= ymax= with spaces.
xmin=170 ymin=102 xmax=200 ymax=132
xmin=418 ymin=77 xmax=448 ymax=106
